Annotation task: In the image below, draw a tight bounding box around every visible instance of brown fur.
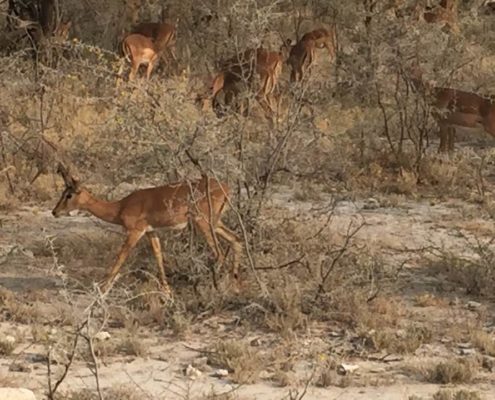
[132,21,177,61]
[411,67,495,152]
[287,38,315,82]
[52,165,242,295]
[211,47,283,117]
[300,28,337,59]
[122,33,158,80]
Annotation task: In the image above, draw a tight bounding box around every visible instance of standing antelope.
[121,33,158,80]
[286,38,316,82]
[285,27,336,82]
[131,19,177,63]
[300,28,337,60]
[211,47,283,117]
[410,66,495,153]
[51,164,242,295]
[421,0,460,33]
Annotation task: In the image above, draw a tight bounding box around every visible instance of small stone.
[337,363,359,375]
[250,338,262,347]
[94,331,111,341]
[9,362,32,373]
[457,342,473,349]
[26,353,47,364]
[0,388,37,400]
[459,348,476,356]
[192,356,209,371]
[370,367,386,373]
[482,356,495,371]
[363,198,379,210]
[259,370,273,380]
[212,369,229,378]
[467,301,482,310]
[3,335,16,344]
[184,364,202,379]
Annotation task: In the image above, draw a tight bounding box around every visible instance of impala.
[121,33,158,80]
[211,47,283,117]
[422,0,460,33]
[300,28,336,60]
[52,164,242,295]
[285,27,336,82]
[410,66,495,153]
[286,37,315,82]
[131,19,177,62]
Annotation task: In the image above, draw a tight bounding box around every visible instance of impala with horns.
[52,164,242,295]
[210,47,283,117]
[409,65,495,153]
[121,33,158,80]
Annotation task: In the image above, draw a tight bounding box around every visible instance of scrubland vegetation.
[1,0,495,399]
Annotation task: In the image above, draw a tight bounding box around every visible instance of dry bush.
[414,293,447,308]
[433,389,482,400]
[364,325,432,354]
[208,339,264,384]
[469,330,495,357]
[0,336,15,356]
[426,233,495,297]
[424,358,477,384]
[60,386,141,400]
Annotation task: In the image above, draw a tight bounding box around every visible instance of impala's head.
[52,163,83,218]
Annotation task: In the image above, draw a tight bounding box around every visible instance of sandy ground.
[1,188,495,399]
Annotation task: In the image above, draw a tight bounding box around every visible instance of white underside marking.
[69,210,80,217]
[147,222,188,232]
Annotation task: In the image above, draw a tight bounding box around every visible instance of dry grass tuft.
[209,339,263,384]
[424,358,477,384]
[432,389,482,400]
[364,325,432,354]
[469,330,495,357]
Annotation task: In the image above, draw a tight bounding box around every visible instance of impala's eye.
[66,193,73,199]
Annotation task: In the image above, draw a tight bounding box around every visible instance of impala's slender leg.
[194,219,225,266]
[146,55,157,80]
[100,229,145,294]
[146,231,172,295]
[215,222,242,281]
[437,123,450,153]
[129,61,138,81]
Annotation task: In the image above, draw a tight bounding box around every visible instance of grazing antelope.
[285,38,316,82]
[300,28,337,60]
[211,48,283,117]
[52,164,242,295]
[410,66,495,153]
[121,33,158,80]
[285,27,336,82]
[422,0,460,33]
[131,19,177,62]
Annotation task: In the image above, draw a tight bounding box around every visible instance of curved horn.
[57,163,78,188]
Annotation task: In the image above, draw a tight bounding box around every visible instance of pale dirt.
[1,188,495,399]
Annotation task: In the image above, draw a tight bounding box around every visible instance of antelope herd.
[24,0,495,294]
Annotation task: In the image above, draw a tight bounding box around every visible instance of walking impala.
[52,164,242,295]
[410,65,495,153]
